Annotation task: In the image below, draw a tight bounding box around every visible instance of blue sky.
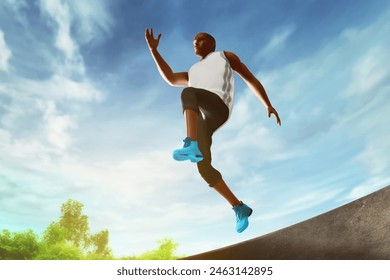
[0,0,389,257]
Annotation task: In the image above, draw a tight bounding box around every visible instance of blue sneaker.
[232,202,253,233]
[172,137,203,163]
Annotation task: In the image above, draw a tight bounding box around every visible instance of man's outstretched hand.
[145,28,161,51]
[267,106,281,126]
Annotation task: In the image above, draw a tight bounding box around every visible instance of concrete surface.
[183,186,390,260]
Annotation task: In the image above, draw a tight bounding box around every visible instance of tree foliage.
[0,199,183,260]
[58,199,90,249]
[126,238,184,260]
[89,229,111,257]
[35,242,84,260]
[0,229,40,260]
[38,199,112,259]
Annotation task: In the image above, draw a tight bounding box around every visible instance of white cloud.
[0,1,107,163]
[338,24,390,176]
[346,177,390,201]
[0,132,59,191]
[38,0,113,56]
[0,76,104,158]
[35,0,114,79]
[346,46,390,96]
[68,0,113,44]
[258,25,296,57]
[39,101,76,150]
[44,75,104,102]
[0,30,12,72]
[355,128,390,175]
[39,0,84,75]
[7,74,104,103]
[254,188,343,221]
[4,0,27,9]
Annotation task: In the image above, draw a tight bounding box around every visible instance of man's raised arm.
[145,28,188,87]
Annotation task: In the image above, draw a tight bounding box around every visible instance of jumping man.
[145,28,281,233]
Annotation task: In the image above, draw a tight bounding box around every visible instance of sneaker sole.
[173,153,203,163]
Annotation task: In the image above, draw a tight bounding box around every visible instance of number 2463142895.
[209,266,273,276]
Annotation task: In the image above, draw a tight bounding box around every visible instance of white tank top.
[188,51,235,116]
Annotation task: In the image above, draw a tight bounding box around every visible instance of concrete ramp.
[184,186,390,260]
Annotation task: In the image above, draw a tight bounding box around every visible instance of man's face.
[193,33,215,58]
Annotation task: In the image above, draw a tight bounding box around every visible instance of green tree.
[1,199,184,260]
[128,238,184,260]
[87,229,112,258]
[0,229,40,260]
[58,199,90,249]
[41,222,67,245]
[35,242,84,260]
[38,199,113,259]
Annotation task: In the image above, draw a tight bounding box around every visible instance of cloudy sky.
[1,0,389,257]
